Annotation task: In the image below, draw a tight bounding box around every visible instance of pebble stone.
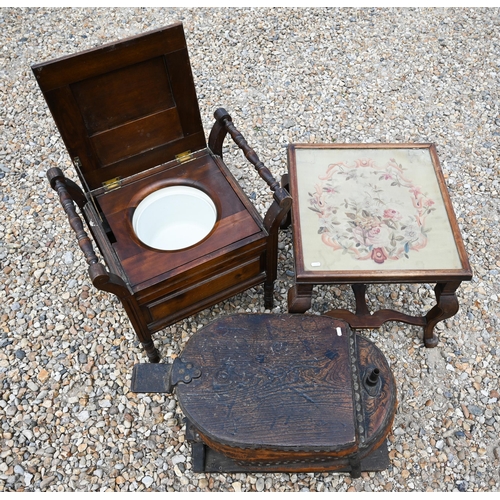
[1,6,499,493]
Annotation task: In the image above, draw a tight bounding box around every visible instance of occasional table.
[284,143,472,347]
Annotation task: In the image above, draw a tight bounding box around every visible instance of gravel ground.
[1,7,499,492]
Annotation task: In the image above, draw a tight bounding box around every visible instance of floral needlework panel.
[294,148,462,272]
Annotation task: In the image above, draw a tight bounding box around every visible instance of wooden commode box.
[32,23,291,362]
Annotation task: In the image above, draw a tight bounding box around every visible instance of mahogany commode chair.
[32,23,291,362]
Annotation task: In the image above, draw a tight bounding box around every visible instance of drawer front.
[145,258,263,325]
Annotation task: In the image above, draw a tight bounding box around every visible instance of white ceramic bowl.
[132,185,217,251]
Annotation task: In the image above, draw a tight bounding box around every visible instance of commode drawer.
[145,258,263,324]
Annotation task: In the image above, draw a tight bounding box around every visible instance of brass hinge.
[175,150,193,164]
[102,177,122,192]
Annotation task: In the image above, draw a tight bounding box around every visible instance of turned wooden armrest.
[46,167,130,293]
[47,167,100,267]
[208,109,291,308]
[208,108,291,208]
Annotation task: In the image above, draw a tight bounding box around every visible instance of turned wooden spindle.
[47,167,98,267]
[210,108,290,206]
[208,108,292,309]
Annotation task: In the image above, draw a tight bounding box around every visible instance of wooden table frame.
[283,143,472,347]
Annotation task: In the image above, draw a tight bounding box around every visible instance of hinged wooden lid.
[32,22,206,191]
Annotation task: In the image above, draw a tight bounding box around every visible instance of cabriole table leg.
[424,281,460,348]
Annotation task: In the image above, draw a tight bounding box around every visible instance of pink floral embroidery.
[352,226,385,247]
[371,247,388,264]
[308,156,435,264]
[354,158,376,168]
[410,186,422,198]
[383,208,402,220]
